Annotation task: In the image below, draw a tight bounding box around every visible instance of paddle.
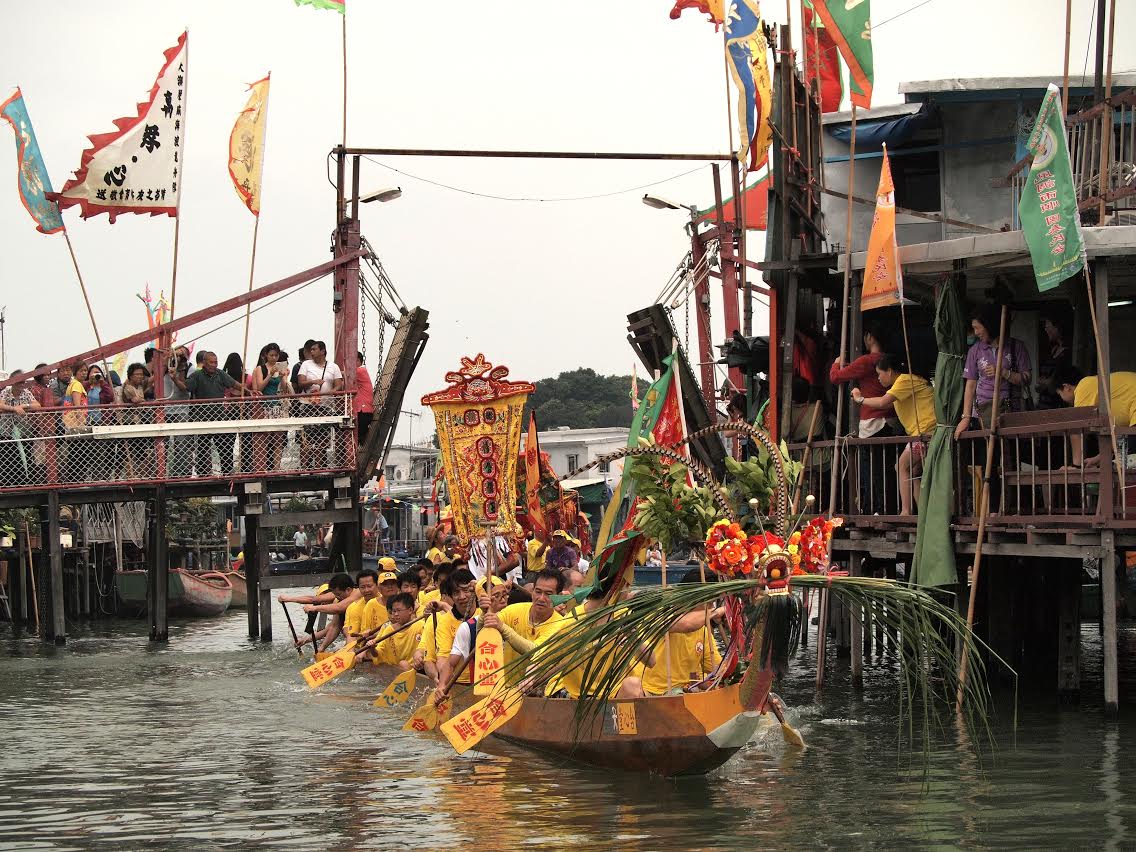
[373,669,418,707]
[301,613,432,690]
[303,611,319,658]
[764,692,806,748]
[474,529,505,696]
[403,646,475,732]
[280,602,305,659]
[439,686,524,755]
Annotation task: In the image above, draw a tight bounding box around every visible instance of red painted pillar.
[719,223,743,395]
[690,229,715,412]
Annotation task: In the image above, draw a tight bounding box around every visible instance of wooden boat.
[116,569,234,617]
[360,657,774,777]
[223,570,248,608]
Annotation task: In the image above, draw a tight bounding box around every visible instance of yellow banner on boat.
[472,627,505,695]
[373,669,417,707]
[440,688,524,754]
[403,695,454,732]
[421,355,534,545]
[301,647,355,688]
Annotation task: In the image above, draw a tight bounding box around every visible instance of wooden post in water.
[150,487,169,642]
[243,504,261,640]
[1101,530,1118,714]
[45,491,65,644]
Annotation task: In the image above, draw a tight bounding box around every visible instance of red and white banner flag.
[53,32,187,222]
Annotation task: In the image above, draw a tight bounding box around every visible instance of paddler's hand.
[432,686,449,706]
[302,604,316,614]
[482,612,501,631]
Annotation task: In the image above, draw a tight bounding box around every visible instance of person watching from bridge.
[296,340,345,469]
[251,342,291,470]
[851,355,935,517]
[0,370,41,486]
[955,304,1032,439]
[1053,365,1136,467]
[186,351,242,477]
[30,364,53,409]
[50,362,73,406]
[291,339,315,388]
[355,350,374,446]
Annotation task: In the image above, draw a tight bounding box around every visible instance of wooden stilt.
[257,511,272,641]
[850,557,863,688]
[1056,559,1081,699]
[1101,530,1118,714]
[46,491,64,645]
[243,506,261,640]
[150,487,169,642]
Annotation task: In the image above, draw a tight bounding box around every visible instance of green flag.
[812,0,873,108]
[1019,84,1085,292]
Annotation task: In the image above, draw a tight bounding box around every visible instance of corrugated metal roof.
[899,75,1136,94]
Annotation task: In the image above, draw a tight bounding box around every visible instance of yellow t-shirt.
[65,377,87,404]
[888,373,936,437]
[343,597,369,637]
[526,539,546,573]
[496,603,565,682]
[642,629,723,696]
[543,605,642,699]
[419,588,441,608]
[362,598,389,634]
[1074,373,1136,426]
[373,620,424,666]
[416,609,481,683]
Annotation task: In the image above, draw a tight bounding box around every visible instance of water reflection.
[1,609,1136,848]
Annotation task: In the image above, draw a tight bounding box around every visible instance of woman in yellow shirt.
[852,355,936,517]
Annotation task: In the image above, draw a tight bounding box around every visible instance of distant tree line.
[522,368,635,430]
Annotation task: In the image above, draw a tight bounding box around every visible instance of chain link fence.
[0,393,357,491]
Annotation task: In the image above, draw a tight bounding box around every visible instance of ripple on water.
[2,606,1136,848]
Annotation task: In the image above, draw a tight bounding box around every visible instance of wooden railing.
[786,408,1134,532]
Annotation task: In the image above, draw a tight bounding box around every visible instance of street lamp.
[642,193,697,217]
[360,186,402,204]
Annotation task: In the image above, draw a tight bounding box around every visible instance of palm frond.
[499,576,1011,767]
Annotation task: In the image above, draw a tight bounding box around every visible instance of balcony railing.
[1006,89,1136,227]
[0,393,356,492]
[787,408,1134,532]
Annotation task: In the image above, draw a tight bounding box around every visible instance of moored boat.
[223,570,248,608]
[116,569,234,617]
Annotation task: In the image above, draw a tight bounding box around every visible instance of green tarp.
[911,282,966,587]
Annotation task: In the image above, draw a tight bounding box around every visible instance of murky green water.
[2,594,1135,850]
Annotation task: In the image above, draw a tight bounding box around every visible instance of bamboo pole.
[818,104,857,689]
[1096,0,1116,224]
[956,305,1007,711]
[61,230,107,372]
[341,9,348,146]
[240,215,262,374]
[168,35,189,321]
[792,400,822,514]
[661,548,672,692]
[1061,0,1072,117]
[23,522,39,635]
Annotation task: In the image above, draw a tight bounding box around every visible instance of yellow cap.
[378,571,399,583]
[378,557,397,571]
[475,576,506,592]
[552,529,569,538]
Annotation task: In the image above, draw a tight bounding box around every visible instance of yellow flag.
[228,74,270,216]
[861,144,903,312]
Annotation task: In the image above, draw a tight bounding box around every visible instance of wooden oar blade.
[403,695,453,732]
[300,648,356,689]
[780,721,807,748]
[372,669,418,707]
[440,688,523,755]
[472,627,505,696]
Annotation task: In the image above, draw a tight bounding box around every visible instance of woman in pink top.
[355,350,374,445]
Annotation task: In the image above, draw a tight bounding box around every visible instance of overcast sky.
[2,1,1131,443]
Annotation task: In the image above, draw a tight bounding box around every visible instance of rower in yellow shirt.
[479,568,567,683]
[363,567,400,633]
[413,567,479,687]
[370,592,424,668]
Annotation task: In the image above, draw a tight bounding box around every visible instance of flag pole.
[61,228,108,370]
[819,102,857,690]
[1061,0,1072,116]
[1096,0,1115,224]
[168,32,189,322]
[240,77,272,377]
[341,8,348,146]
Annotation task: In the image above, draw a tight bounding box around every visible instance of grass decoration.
[494,575,1007,771]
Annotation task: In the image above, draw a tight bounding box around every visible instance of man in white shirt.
[295,340,345,468]
[293,526,309,557]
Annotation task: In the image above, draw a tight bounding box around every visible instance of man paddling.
[413,568,478,688]
[478,569,568,684]
[642,568,726,696]
[367,592,426,670]
[292,573,357,651]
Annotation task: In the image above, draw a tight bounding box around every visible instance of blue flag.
[1,88,64,234]
[725,1,761,164]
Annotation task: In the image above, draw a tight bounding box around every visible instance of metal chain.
[360,270,368,362]
[684,284,691,355]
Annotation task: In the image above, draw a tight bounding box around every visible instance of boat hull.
[224,571,248,608]
[116,569,233,617]
[493,682,761,777]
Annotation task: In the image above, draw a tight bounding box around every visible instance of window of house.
[890,148,941,213]
[567,454,579,474]
[384,465,396,479]
[599,459,610,473]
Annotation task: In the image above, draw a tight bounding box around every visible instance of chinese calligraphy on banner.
[228,74,270,216]
[53,32,187,222]
[1019,84,1085,293]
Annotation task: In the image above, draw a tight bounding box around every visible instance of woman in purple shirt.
[954,304,1032,439]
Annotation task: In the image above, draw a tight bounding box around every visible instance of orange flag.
[524,412,548,540]
[228,74,270,216]
[860,144,903,312]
